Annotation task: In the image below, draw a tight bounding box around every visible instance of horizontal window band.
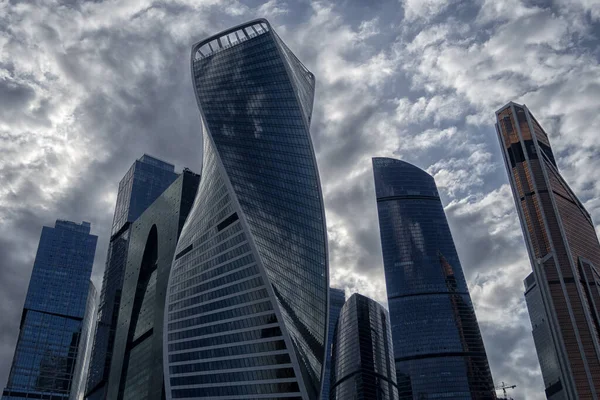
[388,291,469,300]
[331,369,398,392]
[395,351,488,363]
[217,212,239,232]
[377,195,439,202]
[175,244,194,260]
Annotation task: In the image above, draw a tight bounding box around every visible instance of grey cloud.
[0,79,35,110]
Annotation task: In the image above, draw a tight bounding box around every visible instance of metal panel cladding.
[163,19,328,400]
[372,157,496,399]
[496,102,600,399]
[330,293,399,400]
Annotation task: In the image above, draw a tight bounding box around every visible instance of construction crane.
[495,382,517,400]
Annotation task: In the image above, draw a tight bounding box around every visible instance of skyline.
[2,1,600,399]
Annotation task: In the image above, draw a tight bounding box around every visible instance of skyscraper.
[162,19,329,400]
[330,293,398,400]
[322,288,345,400]
[372,157,496,399]
[2,220,98,400]
[104,169,199,400]
[85,155,177,400]
[496,102,600,399]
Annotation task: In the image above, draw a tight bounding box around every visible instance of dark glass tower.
[102,169,199,400]
[330,293,398,400]
[524,273,567,400]
[85,155,177,400]
[322,288,345,400]
[372,157,496,399]
[71,282,98,400]
[163,19,329,400]
[496,102,600,399]
[2,220,98,400]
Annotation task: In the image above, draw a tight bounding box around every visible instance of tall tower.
[372,157,496,399]
[2,220,98,400]
[163,19,329,400]
[322,288,346,400]
[104,169,200,400]
[496,102,600,399]
[85,155,177,400]
[71,282,98,400]
[330,293,398,400]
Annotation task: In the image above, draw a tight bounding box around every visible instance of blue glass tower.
[111,154,179,236]
[2,220,98,400]
[322,288,345,400]
[163,19,329,400]
[372,158,495,399]
[330,293,398,400]
[85,155,177,400]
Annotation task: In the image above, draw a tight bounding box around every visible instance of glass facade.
[372,157,496,399]
[330,293,398,400]
[163,18,328,400]
[322,288,345,400]
[2,221,98,400]
[524,274,567,400]
[85,155,178,400]
[71,283,98,400]
[111,154,178,236]
[496,102,600,399]
[104,171,200,400]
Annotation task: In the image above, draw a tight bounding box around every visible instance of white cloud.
[401,0,457,21]
[394,95,465,125]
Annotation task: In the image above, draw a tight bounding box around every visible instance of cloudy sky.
[2,0,600,398]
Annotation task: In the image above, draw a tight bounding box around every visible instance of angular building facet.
[322,288,345,400]
[71,282,98,400]
[162,19,329,400]
[104,169,200,400]
[524,273,567,400]
[496,102,600,399]
[85,155,178,400]
[372,157,496,399]
[2,220,98,400]
[330,293,398,400]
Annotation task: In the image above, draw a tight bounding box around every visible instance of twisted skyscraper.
[163,19,329,400]
[496,102,600,399]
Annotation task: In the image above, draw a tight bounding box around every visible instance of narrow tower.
[104,170,200,400]
[322,288,346,400]
[85,155,177,400]
[372,157,496,399]
[163,19,329,400]
[496,102,600,399]
[330,293,399,400]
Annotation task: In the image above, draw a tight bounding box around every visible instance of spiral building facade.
[163,19,329,400]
